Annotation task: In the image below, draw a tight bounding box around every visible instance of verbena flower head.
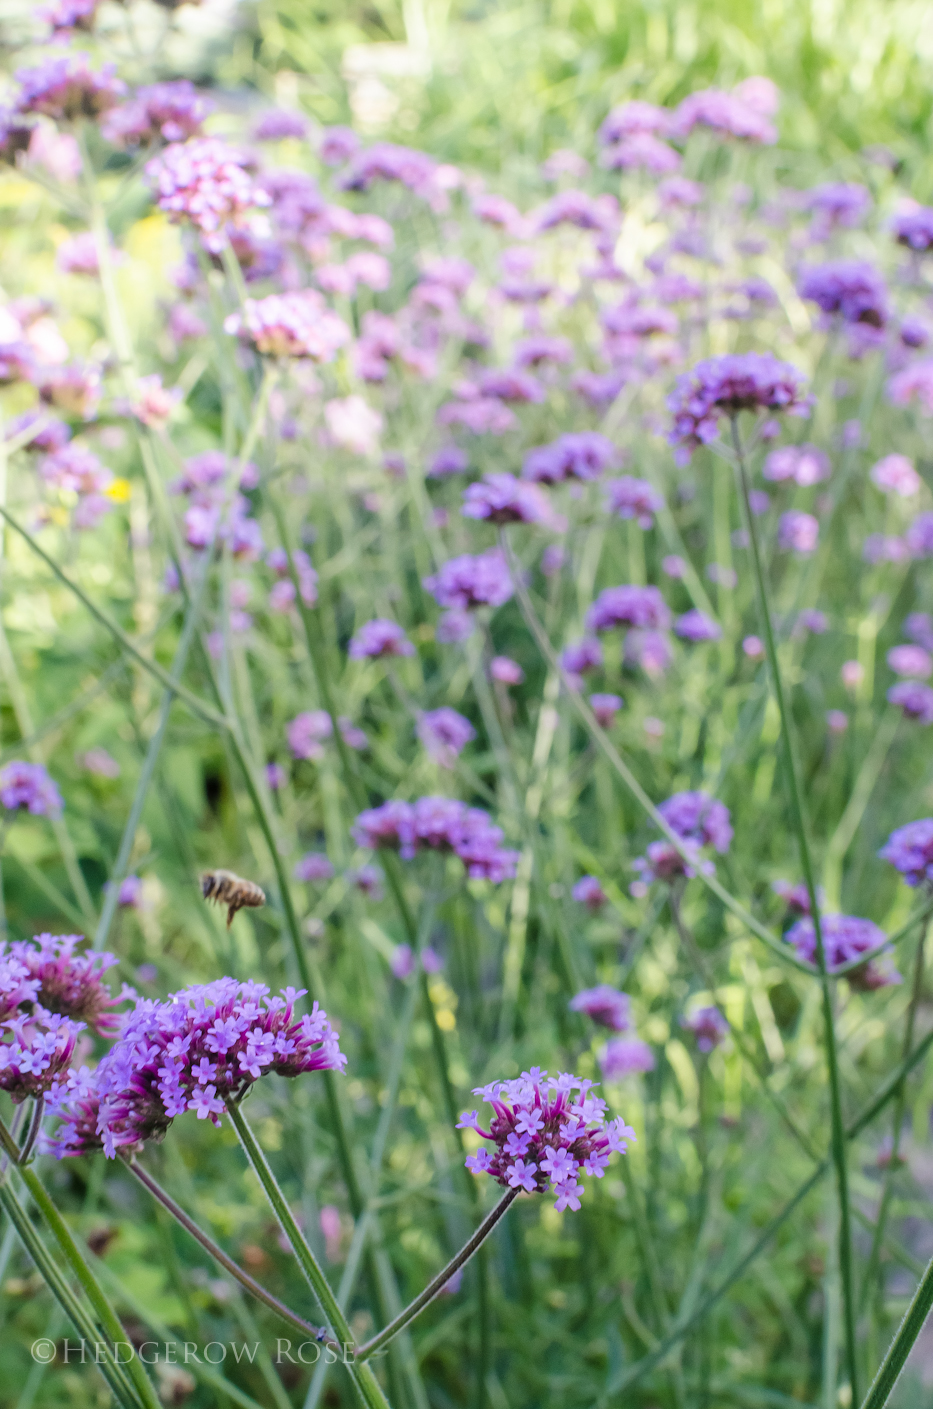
[561,638,603,676]
[15,52,125,121]
[605,477,664,528]
[417,708,476,767]
[353,796,519,882]
[778,510,819,554]
[569,985,630,1031]
[0,761,62,815]
[590,693,623,726]
[675,610,722,642]
[889,361,933,415]
[635,791,732,885]
[671,84,777,144]
[805,182,871,234]
[225,291,349,360]
[104,81,213,146]
[348,619,415,659]
[598,100,670,144]
[879,820,933,887]
[9,934,129,1036]
[252,109,308,141]
[0,953,40,1022]
[146,138,270,238]
[668,354,809,463]
[294,852,334,884]
[0,1009,83,1103]
[287,710,333,761]
[682,1006,728,1052]
[522,432,617,484]
[458,1069,635,1210]
[423,550,513,611]
[797,260,888,328]
[587,585,670,634]
[888,645,932,678]
[462,473,554,526]
[763,444,830,486]
[785,915,900,990]
[46,980,345,1158]
[871,454,921,497]
[888,681,933,723]
[600,1037,655,1079]
[490,656,524,685]
[773,879,814,915]
[571,876,608,912]
[892,205,933,253]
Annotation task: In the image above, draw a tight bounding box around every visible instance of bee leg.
[227,904,236,928]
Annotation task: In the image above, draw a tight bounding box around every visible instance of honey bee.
[201,870,266,928]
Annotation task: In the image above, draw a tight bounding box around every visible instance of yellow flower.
[105,478,131,503]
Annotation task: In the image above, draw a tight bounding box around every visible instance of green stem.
[730,416,857,1403]
[356,1188,519,1361]
[861,923,928,1319]
[123,1157,331,1344]
[93,552,213,950]
[10,1157,162,1409]
[226,1099,392,1409]
[0,504,227,730]
[499,528,813,976]
[860,1254,933,1409]
[599,932,933,1400]
[0,1181,143,1408]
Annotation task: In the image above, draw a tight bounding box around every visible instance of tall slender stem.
[860,1253,933,1409]
[0,1181,143,1408]
[123,1157,332,1344]
[17,1096,44,1166]
[3,1141,163,1409]
[356,1188,519,1361]
[225,1098,392,1409]
[730,415,858,1403]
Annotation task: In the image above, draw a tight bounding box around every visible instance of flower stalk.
[355,1188,519,1361]
[225,1098,392,1409]
[730,414,858,1403]
[122,1156,334,1346]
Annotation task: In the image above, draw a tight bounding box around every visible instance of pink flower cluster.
[224,291,349,361]
[146,138,271,240]
[353,796,519,882]
[46,980,345,1158]
[458,1069,635,1210]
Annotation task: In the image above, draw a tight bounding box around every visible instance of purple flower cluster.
[778,510,819,554]
[892,206,933,254]
[7,934,129,1037]
[423,550,513,611]
[0,1010,82,1104]
[587,585,670,633]
[103,81,213,147]
[635,791,732,885]
[889,361,933,414]
[668,354,809,462]
[353,796,519,883]
[888,681,933,723]
[682,1006,728,1052]
[14,52,125,121]
[522,432,617,484]
[146,138,271,239]
[417,708,476,767]
[670,81,778,144]
[600,1038,655,1079]
[458,1069,635,1210]
[605,477,664,528]
[879,820,933,887]
[785,916,900,990]
[675,610,722,642]
[348,619,415,659]
[287,711,333,761]
[763,443,830,486]
[461,473,554,526]
[0,761,62,816]
[569,985,630,1031]
[797,260,888,328]
[225,291,349,361]
[46,980,345,1158]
